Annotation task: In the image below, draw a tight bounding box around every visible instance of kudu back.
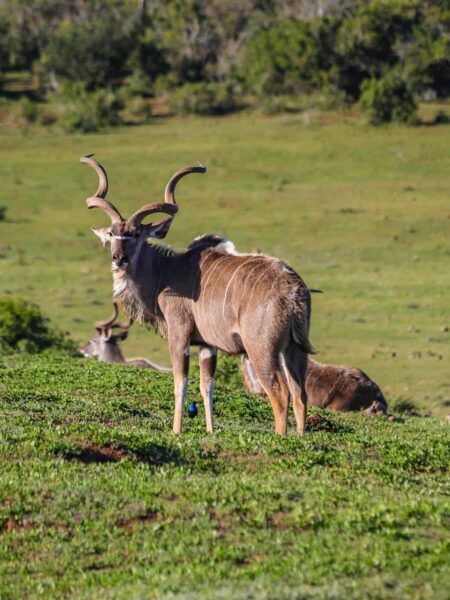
[81,156,315,435]
[241,355,387,416]
[80,302,171,371]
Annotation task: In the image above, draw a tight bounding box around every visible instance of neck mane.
[112,242,174,335]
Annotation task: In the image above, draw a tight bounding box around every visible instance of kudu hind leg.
[199,345,217,433]
[247,353,290,435]
[283,347,308,435]
[169,338,190,434]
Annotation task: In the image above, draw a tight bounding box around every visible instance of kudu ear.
[142,218,174,240]
[91,227,110,248]
[115,329,129,341]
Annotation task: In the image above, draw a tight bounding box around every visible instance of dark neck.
[113,243,177,330]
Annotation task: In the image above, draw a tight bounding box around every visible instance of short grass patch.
[0,354,449,599]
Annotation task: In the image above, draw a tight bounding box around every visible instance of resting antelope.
[241,355,387,415]
[80,302,171,371]
[81,155,315,435]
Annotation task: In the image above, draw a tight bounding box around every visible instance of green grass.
[0,113,449,597]
[1,354,449,599]
[0,113,449,414]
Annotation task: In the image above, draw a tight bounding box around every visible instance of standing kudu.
[80,302,171,371]
[81,155,315,435]
[241,356,387,415]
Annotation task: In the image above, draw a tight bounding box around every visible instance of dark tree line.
[1,0,449,125]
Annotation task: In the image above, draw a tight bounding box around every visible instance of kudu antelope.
[241,355,387,416]
[80,302,171,371]
[81,155,315,435]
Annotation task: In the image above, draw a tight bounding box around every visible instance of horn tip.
[80,154,95,163]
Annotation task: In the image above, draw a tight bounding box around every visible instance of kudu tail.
[291,287,317,355]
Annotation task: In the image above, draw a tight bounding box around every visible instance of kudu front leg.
[169,339,190,434]
[199,345,217,433]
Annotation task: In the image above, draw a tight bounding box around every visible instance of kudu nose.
[113,252,128,266]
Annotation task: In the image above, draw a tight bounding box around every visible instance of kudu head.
[80,302,132,362]
[80,155,206,272]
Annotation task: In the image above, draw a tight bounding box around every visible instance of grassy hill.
[0,113,449,415]
[0,113,449,597]
[0,354,449,599]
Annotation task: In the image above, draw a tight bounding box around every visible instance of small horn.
[164,164,207,206]
[127,202,178,226]
[80,155,124,223]
[95,303,119,329]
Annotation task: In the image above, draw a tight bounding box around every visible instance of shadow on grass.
[58,441,183,466]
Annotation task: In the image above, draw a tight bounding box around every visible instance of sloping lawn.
[1,354,449,599]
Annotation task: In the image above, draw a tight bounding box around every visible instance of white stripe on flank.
[222,261,248,318]
[200,255,230,299]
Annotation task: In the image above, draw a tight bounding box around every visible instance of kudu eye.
[108,231,113,238]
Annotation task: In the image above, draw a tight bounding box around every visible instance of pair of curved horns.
[80,155,206,226]
[95,302,133,331]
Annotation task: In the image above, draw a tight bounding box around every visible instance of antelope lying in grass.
[80,302,171,371]
[241,355,387,416]
[81,155,315,435]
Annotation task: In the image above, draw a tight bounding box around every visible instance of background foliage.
[1,1,450,125]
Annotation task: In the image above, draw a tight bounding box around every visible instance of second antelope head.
[80,155,206,272]
[80,302,132,362]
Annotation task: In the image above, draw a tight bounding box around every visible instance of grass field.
[0,354,449,599]
[0,111,449,414]
[0,112,449,598]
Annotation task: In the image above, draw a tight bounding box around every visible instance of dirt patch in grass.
[1,515,34,534]
[58,441,183,466]
[115,510,160,530]
[306,413,342,432]
[64,443,127,464]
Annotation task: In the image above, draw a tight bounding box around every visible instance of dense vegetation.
[0,296,76,355]
[0,354,449,598]
[1,1,450,127]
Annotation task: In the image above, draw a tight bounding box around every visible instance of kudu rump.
[80,302,171,371]
[81,156,315,435]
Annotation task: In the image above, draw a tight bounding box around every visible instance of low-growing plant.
[61,86,124,132]
[122,95,152,124]
[19,97,39,123]
[0,296,76,355]
[359,76,418,125]
[169,82,242,116]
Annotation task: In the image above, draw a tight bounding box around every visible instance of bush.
[242,18,334,97]
[122,96,152,124]
[19,97,39,123]
[0,297,76,355]
[169,82,242,115]
[359,76,418,124]
[44,8,137,91]
[62,86,124,133]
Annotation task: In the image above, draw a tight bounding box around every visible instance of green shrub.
[122,96,152,124]
[19,97,39,123]
[359,76,417,124]
[0,297,76,355]
[169,82,242,115]
[43,8,137,90]
[62,86,124,133]
[242,18,333,97]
